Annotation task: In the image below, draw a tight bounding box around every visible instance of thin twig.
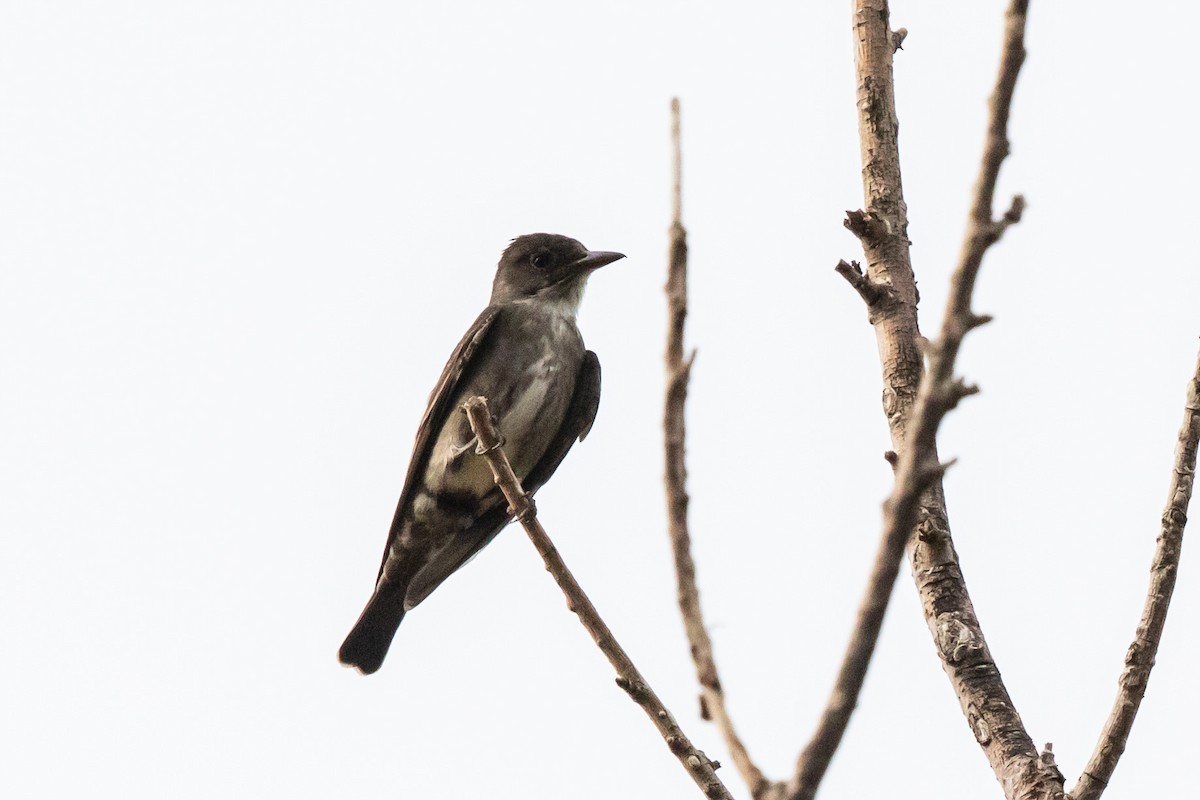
[784,3,921,796]
[1071,348,1200,800]
[663,98,770,799]
[786,453,944,799]
[462,396,735,800]
[836,3,1063,800]
[671,97,683,228]
[783,5,928,796]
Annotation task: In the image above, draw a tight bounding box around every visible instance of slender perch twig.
[839,3,1063,800]
[663,97,769,799]
[462,396,735,800]
[1071,348,1200,800]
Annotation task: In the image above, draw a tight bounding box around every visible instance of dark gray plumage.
[339,233,623,674]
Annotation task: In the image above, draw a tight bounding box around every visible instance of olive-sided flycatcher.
[339,233,624,674]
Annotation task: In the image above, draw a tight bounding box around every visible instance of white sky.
[2,2,1197,798]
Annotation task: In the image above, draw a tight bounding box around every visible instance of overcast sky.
[2,2,1197,798]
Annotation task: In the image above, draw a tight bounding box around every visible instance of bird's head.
[490,233,624,307]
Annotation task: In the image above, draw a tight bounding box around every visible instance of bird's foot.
[448,436,479,462]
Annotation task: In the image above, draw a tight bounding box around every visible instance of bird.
[339,233,624,674]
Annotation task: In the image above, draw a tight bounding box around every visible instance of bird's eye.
[530,252,551,269]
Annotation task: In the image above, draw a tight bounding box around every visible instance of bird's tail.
[339,587,406,675]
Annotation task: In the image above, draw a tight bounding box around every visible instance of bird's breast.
[494,358,562,467]
[420,309,583,517]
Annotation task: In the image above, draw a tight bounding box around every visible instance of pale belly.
[416,324,581,522]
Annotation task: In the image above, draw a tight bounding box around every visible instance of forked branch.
[839,2,1063,800]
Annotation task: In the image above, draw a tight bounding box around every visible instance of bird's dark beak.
[572,250,626,271]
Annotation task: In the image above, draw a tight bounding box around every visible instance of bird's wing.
[376,305,504,580]
[520,350,602,487]
[402,350,601,608]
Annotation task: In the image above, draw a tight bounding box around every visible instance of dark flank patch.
[431,489,492,519]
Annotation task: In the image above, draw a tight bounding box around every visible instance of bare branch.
[845,0,922,443]
[461,396,735,800]
[904,3,1066,799]
[953,0,1029,324]
[904,2,1066,798]
[835,259,883,307]
[785,448,934,799]
[843,209,893,246]
[784,4,922,796]
[1071,348,1200,800]
[664,97,770,799]
[833,3,1064,800]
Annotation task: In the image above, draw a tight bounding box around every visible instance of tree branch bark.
[461,396,735,800]
[1071,348,1200,800]
[663,98,770,799]
[842,3,1064,800]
